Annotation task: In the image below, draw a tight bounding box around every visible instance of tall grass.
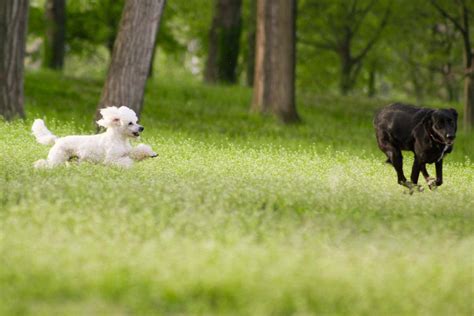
[0,71,472,315]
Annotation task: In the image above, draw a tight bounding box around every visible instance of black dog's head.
[425,108,458,145]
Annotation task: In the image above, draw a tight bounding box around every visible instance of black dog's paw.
[426,177,438,190]
[401,181,414,188]
[401,181,424,194]
[401,181,415,195]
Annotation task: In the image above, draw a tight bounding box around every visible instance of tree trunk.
[430,1,472,132]
[368,67,376,98]
[464,70,474,132]
[106,35,115,57]
[461,8,473,132]
[204,0,242,84]
[246,0,256,87]
[44,0,66,70]
[0,0,29,120]
[96,0,166,118]
[103,0,123,57]
[251,0,299,123]
[340,59,353,96]
[442,64,458,102]
[148,23,161,79]
[409,66,424,103]
[338,44,356,95]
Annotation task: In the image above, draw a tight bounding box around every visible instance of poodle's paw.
[34,159,49,169]
[130,144,158,161]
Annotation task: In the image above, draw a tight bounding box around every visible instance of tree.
[246,0,256,86]
[96,0,166,118]
[0,0,29,120]
[204,0,242,84]
[44,0,66,70]
[431,0,473,132]
[299,0,391,95]
[251,0,299,123]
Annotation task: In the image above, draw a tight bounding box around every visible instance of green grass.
[1,71,473,315]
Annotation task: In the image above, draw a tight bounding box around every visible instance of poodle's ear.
[96,117,120,128]
[97,107,121,128]
[110,117,120,125]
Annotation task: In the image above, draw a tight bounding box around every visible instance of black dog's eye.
[128,122,133,126]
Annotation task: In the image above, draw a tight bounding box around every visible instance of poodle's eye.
[128,122,133,126]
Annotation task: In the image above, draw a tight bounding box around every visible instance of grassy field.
[0,71,473,315]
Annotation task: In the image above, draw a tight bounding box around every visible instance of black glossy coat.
[374,103,458,188]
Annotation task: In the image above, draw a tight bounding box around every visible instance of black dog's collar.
[430,132,446,145]
[429,127,451,146]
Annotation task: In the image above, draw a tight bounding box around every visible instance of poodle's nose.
[446,134,455,141]
[138,126,144,132]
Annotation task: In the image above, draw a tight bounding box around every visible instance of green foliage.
[66,0,124,55]
[0,71,473,315]
[25,0,472,100]
[296,0,471,99]
[297,0,393,93]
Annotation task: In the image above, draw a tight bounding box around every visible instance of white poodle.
[32,106,158,168]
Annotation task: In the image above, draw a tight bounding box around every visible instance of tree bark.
[441,63,458,102]
[368,67,376,98]
[464,52,474,132]
[204,0,242,84]
[96,0,166,118]
[44,0,66,70]
[0,0,29,120]
[461,12,473,132]
[340,56,353,96]
[246,0,256,87]
[251,0,299,123]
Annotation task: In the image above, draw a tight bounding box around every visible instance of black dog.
[374,103,457,191]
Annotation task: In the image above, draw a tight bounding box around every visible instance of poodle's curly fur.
[32,106,157,168]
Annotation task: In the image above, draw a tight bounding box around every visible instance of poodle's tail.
[32,119,57,146]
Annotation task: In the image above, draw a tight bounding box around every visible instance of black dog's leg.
[410,158,421,184]
[410,157,424,192]
[389,148,411,188]
[435,159,443,187]
[420,164,437,190]
[420,164,429,178]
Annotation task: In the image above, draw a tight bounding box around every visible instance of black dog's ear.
[422,111,433,126]
[448,108,458,119]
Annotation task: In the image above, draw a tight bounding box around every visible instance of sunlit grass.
[0,71,473,315]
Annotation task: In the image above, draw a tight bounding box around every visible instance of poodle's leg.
[130,143,158,161]
[34,145,70,168]
[34,159,49,168]
[114,157,134,168]
[106,156,134,168]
